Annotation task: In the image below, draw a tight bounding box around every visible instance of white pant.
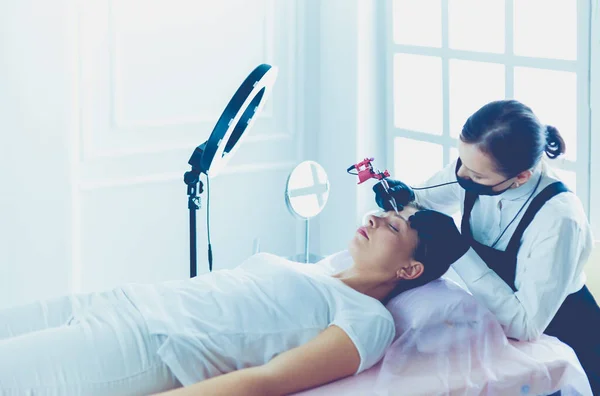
[0,288,181,396]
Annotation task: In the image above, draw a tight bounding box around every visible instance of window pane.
[393,54,443,134]
[448,0,505,53]
[394,138,443,185]
[551,167,577,194]
[513,67,577,161]
[393,0,442,47]
[514,0,577,60]
[449,60,505,137]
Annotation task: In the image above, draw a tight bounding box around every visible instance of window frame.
[589,1,600,238]
[385,0,593,228]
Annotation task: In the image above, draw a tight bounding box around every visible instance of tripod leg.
[189,199,197,278]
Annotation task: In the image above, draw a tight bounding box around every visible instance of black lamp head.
[188,64,278,177]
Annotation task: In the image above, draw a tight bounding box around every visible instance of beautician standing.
[374,99,600,393]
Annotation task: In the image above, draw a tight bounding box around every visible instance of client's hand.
[372,178,415,211]
[408,210,469,265]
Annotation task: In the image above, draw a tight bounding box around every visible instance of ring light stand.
[184,64,278,278]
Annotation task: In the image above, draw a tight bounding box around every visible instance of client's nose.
[366,215,378,228]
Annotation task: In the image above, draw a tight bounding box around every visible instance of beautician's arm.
[453,212,592,341]
[153,325,360,396]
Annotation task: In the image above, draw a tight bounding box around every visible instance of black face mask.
[455,159,515,196]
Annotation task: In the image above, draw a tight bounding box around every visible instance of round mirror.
[285,161,330,219]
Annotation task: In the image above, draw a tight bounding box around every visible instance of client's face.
[349,206,420,277]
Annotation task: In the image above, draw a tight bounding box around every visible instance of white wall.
[0,0,306,309]
[312,0,387,255]
[589,1,600,298]
[0,0,76,309]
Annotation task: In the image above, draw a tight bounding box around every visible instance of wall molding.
[79,160,297,190]
[80,132,293,160]
[79,0,295,161]
[108,0,277,129]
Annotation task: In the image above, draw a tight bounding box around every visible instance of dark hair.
[460,100,566,177]
[382,206,453,305]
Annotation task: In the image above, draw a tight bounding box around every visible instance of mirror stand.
[285,161,330,264]
[304,218,309,264]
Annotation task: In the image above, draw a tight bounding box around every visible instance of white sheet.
[293,333,591,396]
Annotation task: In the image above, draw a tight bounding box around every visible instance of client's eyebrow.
[392,212,410,222]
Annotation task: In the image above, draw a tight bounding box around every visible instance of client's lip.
[357,226,369,240]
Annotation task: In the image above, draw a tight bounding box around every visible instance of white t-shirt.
[121,252,395,386]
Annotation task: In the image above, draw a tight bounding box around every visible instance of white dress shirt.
[414,159,593,341]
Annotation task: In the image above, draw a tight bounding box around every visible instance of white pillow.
[385,277,504,352]
[385,277,484,332]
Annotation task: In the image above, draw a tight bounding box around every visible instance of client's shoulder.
[331,285,395,324]
[243,252,289,265]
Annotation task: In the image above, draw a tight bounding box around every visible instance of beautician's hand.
[408,210,469,265]
[372,179,415,211]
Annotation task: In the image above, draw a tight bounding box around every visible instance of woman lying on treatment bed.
[0,204,454,396]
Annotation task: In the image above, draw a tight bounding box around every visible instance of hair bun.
[545,125,566,159]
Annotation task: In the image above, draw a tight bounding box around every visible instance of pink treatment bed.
[294,335,590,396]
[293,252,592,396]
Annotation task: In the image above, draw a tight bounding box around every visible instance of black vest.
[461,182,600,394]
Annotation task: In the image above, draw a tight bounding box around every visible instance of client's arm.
[154,325,360,396]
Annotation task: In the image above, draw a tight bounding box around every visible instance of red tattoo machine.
[347,157,399,213]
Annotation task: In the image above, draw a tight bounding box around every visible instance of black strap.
[505,181,569,253]
[461,192,478,238]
